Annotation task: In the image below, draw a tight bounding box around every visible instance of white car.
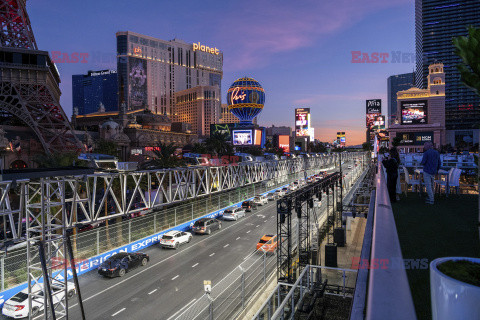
[160,230,192,249]
[348,165,352,169]
[222,207,246,221]
[2,282,76,318]
[253,195,268,206]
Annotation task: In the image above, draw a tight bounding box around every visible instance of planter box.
[430,257,480,320]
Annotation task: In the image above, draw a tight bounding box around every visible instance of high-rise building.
[173,86,220,137]
[72,70,118,115]
[387,72,415,125]
[116,31,223,116]
[219,104,257,124]
[415,0,480,131]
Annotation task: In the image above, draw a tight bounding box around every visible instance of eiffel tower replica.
[0,0,83,154]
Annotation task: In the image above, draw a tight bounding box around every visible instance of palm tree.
[453,26,480,226]
[204,132,233,156]
[148,142,183,168]
[191,142,207,154]
[453,26,480,96]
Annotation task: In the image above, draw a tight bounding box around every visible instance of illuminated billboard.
[372,115,386,130]
[401,100,428,125]
[366,99,382,114]
[397,131,433,145]
[128,57,147,109]
[295,108,311,137]
[254,129,262,146]
[337,132,346,147]
[232,130,253,145]
[278,135,290,153]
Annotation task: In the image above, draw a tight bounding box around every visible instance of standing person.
[421,141,441,204]
[382,148,400,203]
[390,147,403,201]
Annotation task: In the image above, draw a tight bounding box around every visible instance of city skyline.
[29,0,415,145]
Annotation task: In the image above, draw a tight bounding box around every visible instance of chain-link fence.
[1,163,331,292]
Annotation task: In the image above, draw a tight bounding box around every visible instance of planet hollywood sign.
[193,42,220,55]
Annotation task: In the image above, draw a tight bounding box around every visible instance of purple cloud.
[217,0,411,70]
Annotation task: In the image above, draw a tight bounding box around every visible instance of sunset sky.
[29,0,416,145]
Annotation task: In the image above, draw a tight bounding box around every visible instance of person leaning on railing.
[420,141,441,205]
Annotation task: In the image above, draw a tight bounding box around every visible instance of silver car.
[222,207,246,221]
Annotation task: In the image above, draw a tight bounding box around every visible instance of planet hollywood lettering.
[230,87,246,105]
[193,42,220,55]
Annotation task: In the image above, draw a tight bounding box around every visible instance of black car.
[191,218,222,235]
[241,200,257,212]
[98,252,149,277]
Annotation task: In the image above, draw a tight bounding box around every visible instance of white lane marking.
[171,275,179,280]
[209,252,215,256]
[256,225,259,228]
[236,237,240,240]
[192,263,199,268]
[148,289,157,295]
[224,244,229,248]
[166,298,197,320]
[112,308,126,317]
[264,220,268,222]
[246,230,251,234]
[50,199,278,317]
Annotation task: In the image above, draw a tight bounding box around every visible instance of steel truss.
[0,153,361,319]
[277,172,341,284]
[0,0,37,49]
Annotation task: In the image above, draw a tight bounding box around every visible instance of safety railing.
[364,161,416,320]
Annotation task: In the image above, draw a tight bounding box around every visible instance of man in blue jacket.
[420,141,441,204]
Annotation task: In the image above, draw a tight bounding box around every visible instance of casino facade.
[388,63,446,152]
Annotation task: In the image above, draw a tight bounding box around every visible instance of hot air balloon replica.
[226,77,265,125]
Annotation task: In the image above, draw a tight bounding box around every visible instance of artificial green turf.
[392,193,480,320]
[437,260,480,287]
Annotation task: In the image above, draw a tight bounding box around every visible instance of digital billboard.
[397,131,433,145]
[337,132,346,147]
[366,99,382,114]
[401,100,428,125]
[278,135,290,153]
[232,130,253,145]
[372,115,386,130]
[128,57,147,109]
[366,114,375,129]
[210,124,233,140]
[295,108,311,137]
[254,129,262,146]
